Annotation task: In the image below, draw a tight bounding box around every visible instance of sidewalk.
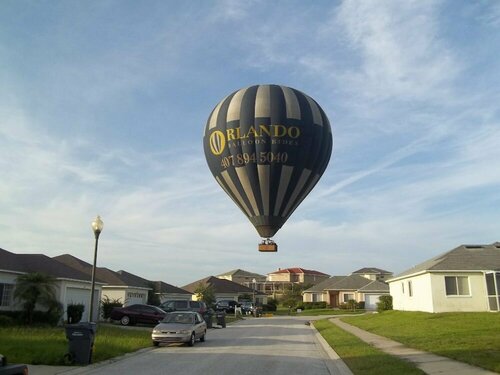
[330,318,497,375]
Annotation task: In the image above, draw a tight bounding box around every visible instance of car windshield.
[162,313,195,324]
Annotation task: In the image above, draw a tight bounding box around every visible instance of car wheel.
[153,341,160,347]
[120,315,130,326]
[188,332,195,347]
[200,331,206,342]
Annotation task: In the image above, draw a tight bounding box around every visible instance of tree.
[194,283,216,307]
[14,272,58,324]
[280,284,303,309]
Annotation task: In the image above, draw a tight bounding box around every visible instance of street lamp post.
[252,278,256,317]
[89,215,103,323]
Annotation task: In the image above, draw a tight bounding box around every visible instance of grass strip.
[0,325,151,365]
[341,311,500,373]
[314,319,424,375]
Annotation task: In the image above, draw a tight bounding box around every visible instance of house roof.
[0,248,94,282]
[267,267,329,276]
[390,242,500,281]
[154,281,192,295]
[53,254,150,288]
[216,269,265,278]
[304,275,389,293]
[358,280,390,293]
[181,276,256,294]
[351,267,392,275]
[303,276,347,292]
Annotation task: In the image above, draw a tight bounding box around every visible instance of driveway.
[53,316,349,375]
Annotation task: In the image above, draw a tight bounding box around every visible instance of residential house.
[303,269,391,310]
[216,269,266,292]
[182,276,267,305]
[388,242,500,313]
[351,267,393,282]
[0,248,104,322]
[154,281,193,303]
[266,267,330,296]
[54,254,152,307]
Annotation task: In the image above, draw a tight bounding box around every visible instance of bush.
[0,315,15,326]
[67,303,85,324]
[101,296,123,320]
[303,302,327,309]
[377,295,393,312]
[296,304,305,310]
[357,301,365,310]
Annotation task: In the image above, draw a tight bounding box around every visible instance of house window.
[408,281,413,297]
[445,276,470,296]
[401,282,404,294]
[0,283,14,307]
[343,293,354,302]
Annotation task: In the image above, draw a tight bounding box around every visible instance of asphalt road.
[64,316,347,375]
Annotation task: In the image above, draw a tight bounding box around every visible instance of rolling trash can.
[203,310,213,328]
[64,322,96,365]
[215,311,226,328]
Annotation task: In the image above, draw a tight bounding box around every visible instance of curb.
[310,322,354,375]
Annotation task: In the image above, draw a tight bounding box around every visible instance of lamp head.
[91,215,104,237]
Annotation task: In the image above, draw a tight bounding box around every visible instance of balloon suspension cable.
[258,238,278,252]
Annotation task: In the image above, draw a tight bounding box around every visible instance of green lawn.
[341,311,500,373]
[314,319,424,375]
[0,325,151,365]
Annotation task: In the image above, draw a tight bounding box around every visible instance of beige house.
[388,242,500,313]
[217,269,266,292]
[351,267,393,282]
[303,274,390,310]
[182,276,268,305]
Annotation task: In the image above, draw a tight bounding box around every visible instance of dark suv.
[159,300,207,314]
[215,300,241,314]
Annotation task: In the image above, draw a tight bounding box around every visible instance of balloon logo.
[203,84,333,251]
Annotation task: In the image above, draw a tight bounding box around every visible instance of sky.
[1,0,499,287]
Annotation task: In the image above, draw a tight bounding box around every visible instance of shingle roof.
[268,267,329,276]
[53,254,149,288]
[304,275,389,293]
[303,276,347,292]
[351,267,392,275]
[181,276,255,294]
[391,242,500,280]
[0,248,93,282]
[358,280,389,293]
[154,281,192,295]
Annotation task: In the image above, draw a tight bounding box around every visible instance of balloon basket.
[259,239,278,252]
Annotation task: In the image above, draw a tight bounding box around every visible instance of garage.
[365,294,383,310]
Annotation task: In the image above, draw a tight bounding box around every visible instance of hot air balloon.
[203,84,333,252]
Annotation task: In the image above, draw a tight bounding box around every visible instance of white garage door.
[365,294,383,310]
[66,287,94,321]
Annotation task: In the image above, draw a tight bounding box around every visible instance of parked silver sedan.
[152,311,207,347]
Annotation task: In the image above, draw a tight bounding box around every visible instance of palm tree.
[14,272,58,324]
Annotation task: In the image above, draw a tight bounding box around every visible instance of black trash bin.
[203,310,213,329]
[65,322,96,365]
[215,311,226,328]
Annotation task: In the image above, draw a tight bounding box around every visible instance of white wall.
[390,273,434,312]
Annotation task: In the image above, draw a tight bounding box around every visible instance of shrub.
[357,301,365,310]
[67,303,85,324]
[303,302,327,309]
[0,315,15,326]
[377,295,393,312]
[296,304,305,310]
[101,296,123,320]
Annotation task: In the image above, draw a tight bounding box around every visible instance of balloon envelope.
[203,84,333,238]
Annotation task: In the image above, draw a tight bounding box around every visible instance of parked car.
[159,300,207,315]
[0,354,28,375]
[215,300,240,314]
[240,301,255,315]
[110,304,166,326]
[152,312,207,347]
